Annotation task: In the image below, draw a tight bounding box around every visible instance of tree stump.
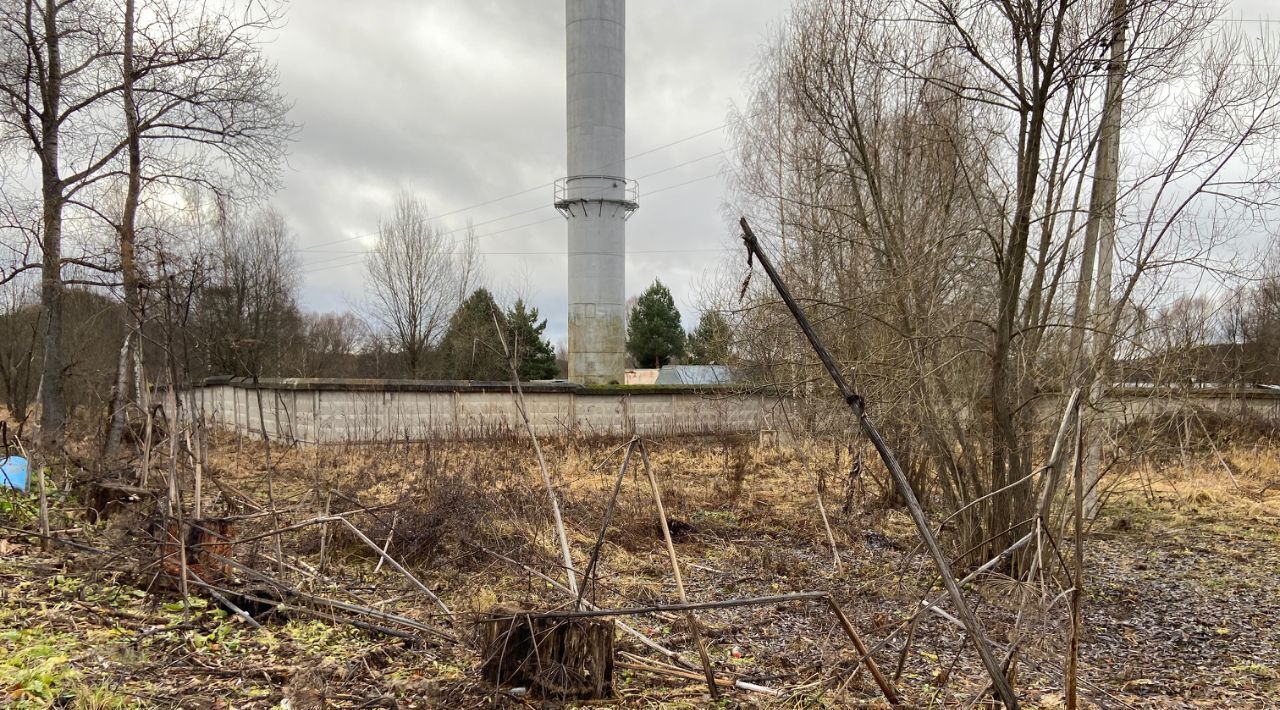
[477,605,614,700]
[159,518,235,584]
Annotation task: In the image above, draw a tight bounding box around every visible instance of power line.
[303,246,734,276]
[293,168,727,275]
[308,247,729,270]
[301,171,725,275]
[292,116,750,253]
[300,170,726,276]
[300,172,1275,277]
[295,149,730,273]
[295,149,727,255]
[1215,17,1280,25]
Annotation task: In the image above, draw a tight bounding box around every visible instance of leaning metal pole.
[739,217,1020,710]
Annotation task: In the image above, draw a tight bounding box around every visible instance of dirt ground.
[0,433,1277,708]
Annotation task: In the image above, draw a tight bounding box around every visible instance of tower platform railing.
[554,175,639,219]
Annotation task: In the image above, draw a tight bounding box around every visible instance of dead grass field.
[1,430,1278,708]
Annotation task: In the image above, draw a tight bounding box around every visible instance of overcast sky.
[265,0,1276,346]
[268,0,786,347]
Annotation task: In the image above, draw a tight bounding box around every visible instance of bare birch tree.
[0,0,292,447]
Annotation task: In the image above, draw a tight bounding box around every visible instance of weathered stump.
[477,605,615,700]
[159,518,235,584]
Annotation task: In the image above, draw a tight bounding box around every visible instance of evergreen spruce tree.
[435,288,508,380]
[686,311,733,365]
[507,299,559,380]
[626,280,685,368]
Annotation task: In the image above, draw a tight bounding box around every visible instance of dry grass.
[2,421,1278,707]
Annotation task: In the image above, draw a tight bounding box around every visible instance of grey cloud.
[267,0,1269,342]
[264,0,789,343]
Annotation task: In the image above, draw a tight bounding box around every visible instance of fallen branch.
[920,531,1035,620]
[192,578,439,642]
[184,567,260,629]
[576,438,637,608]
[0,522,105,554]
[494,313,579,595]
[826,596,901,706]
[372,510,398,575]
[1193,410,1241,490]
[194,514,450,615]
[491,592,828,622]
[199,548,456,643]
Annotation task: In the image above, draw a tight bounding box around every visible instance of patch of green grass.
[692,509,739,526]
[0,490,38,526]
[0,628,80,708]
[66,683,132,710]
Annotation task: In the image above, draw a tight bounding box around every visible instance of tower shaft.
[560,0,633,385]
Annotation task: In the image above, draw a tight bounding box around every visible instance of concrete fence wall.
[1099,389,1280,423]
[189,378,782,443]
[187,378,1280,445]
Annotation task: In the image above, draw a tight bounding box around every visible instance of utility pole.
[1082,0,1128,518]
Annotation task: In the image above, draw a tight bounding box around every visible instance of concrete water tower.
[555,0,636,385]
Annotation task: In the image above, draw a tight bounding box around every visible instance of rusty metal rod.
[826,596,902,706]
[739,217,1020,709]
[494,591,828,622]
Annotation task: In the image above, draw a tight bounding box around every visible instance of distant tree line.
[0,189,568,442]
[0,2,562,441]
[0,0,731,449]
[182,194,562,383]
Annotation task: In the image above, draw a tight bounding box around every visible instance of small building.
[654,365,732,386]
[625,368,660,385]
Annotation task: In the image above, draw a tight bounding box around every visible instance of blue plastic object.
[1,455,28,492]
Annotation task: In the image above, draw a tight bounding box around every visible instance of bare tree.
[0,197,41,288]
[1120,293,1254,387]
[725,0,1280,559]
[1151,296,1217,356]
[299,311,368,378]
[364,191,478,378]
[1242,246,1280,383]
[0,0,292,446]
[104,0,294,456]
[0,0,129,445]
[0,277,41,429]
[195,208,302,379]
